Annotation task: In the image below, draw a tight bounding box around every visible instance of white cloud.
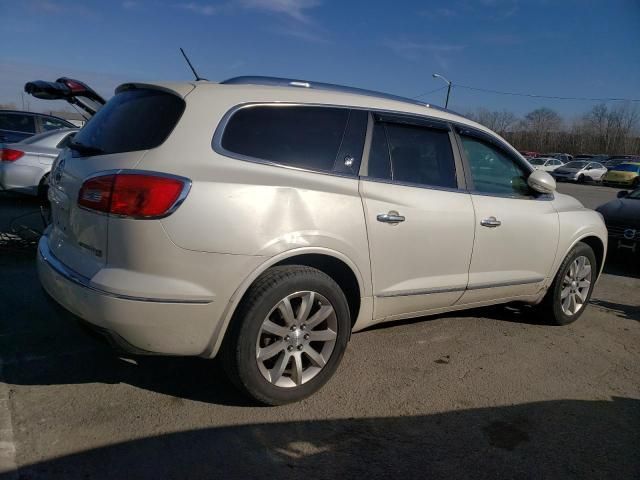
[239,0,321,23]
[176,2,218,15]
[384,39,465,61]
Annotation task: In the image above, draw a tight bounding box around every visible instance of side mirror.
[528,170,556,194]
[617,190,629,198]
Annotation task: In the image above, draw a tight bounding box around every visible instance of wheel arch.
[202,247,368,358]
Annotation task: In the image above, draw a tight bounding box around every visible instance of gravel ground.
[0,183,638,479]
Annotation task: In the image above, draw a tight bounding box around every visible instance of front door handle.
[481,216,502,228]
[377,211,405,224]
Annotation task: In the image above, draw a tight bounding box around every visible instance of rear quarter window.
[71,88,185,155]
[219,105,352,173]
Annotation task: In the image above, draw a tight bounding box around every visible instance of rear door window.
[366,120,457,189]
[71,88,185,155]
[220,105,357,174]
[0,113,36,134]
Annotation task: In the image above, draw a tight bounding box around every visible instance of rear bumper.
[37,235,220,356]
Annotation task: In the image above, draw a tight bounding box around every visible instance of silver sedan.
[0,127,77,197]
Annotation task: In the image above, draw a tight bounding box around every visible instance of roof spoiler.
[24,77,106,117]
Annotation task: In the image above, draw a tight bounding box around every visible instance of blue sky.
[1,0,639,118]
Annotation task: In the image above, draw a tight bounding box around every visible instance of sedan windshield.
[562,161,588,169]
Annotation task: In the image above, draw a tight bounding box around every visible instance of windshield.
[612,163,640,173]
[629,189,640,199]
[562,161,587,169]
[530,158,546,165]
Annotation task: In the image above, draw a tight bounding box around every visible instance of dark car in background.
[596,188,640,255]
[0,110,75,143]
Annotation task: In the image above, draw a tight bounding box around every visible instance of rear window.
[220,105,350,173]
[71,88,185,155]
[0,113,36,134]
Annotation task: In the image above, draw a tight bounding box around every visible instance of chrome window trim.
[212,103,362,180]
[38,237,212,304]
[212,102,474,181]
[77,169,192,220]
[360,175,467,195]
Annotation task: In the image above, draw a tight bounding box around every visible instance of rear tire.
[539,242,597,325]
[37,174,50,203]
[577,174,585,184]
[221,266,351,405]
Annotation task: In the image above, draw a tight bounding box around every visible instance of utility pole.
[432,73,452,108]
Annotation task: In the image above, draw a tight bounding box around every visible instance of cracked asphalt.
[0,183,638,479]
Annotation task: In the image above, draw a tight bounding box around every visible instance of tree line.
[466,103,640,155]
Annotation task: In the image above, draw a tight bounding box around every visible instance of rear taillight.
[78,172,189,219]
[1,148,25,162]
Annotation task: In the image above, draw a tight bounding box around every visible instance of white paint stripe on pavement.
[0,361,17,478]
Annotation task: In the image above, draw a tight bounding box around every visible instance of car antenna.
[180,48,207,81]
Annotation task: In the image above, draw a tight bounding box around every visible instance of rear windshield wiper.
[69,140,105,156]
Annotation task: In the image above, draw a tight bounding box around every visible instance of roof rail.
[220,76,456,114]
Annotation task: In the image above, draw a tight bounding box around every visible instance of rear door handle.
[480,216,501,228]
[377,212,405,224]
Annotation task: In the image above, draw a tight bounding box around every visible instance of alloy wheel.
[256,291,338,388]
[560,256,592,316]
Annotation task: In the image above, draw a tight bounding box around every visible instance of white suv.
[38,77,607,404]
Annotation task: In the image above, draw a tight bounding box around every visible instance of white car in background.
[0,128,78,197]
[552,160,607,183]
[529,157,565,172]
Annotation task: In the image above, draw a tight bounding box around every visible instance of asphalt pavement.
[0,183,638,479]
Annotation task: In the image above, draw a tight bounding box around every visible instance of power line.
[453,84,640,102]
[412,86,446,99]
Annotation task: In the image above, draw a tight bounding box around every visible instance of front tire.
[540,242,597,325]
[221,266,351,405]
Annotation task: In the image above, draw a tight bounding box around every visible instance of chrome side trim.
[376,286,467,298]
[376,277,545,298]
[466,277,545,290]
[38,238,212,304]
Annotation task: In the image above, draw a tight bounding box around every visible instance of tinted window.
[529,158,545,165]
[461,135,531,196]
[72,88,185,156]
[0,113,35,133]
[221,106,350,173]
[367,122,457,189]
[41,116,73,131]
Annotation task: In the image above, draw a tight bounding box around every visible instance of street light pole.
[432,73,452,108]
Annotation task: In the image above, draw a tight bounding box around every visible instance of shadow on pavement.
[604,248,640,279]
[10,397,640,479]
